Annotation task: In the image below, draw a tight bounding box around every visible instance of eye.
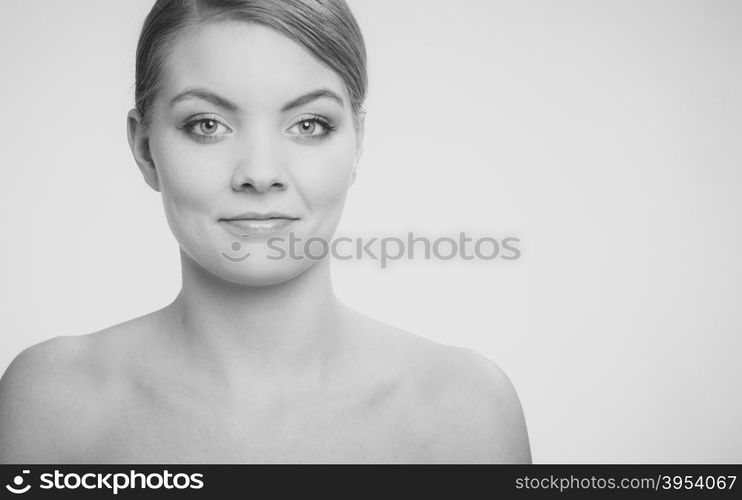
[287,115,336,141]
[182,115,233,141]
[298,120,320,135]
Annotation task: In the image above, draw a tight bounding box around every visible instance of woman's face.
[132,21,362,286]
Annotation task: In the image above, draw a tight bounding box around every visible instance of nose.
[230,132,288,193]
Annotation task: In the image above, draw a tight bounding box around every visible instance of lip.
[224,211,298,221]
[220,214,298,237]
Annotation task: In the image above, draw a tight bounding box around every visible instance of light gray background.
[1,0,740,463]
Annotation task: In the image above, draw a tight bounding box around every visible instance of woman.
[0,0,530,463]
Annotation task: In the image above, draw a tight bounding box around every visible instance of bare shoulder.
[410,343,532,463]
[355,317,531,463]
[0,335,109,463]
[0,318,147,464]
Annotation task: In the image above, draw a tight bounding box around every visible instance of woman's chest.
[92,386,435,463]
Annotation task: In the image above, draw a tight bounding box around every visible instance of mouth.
[220,213,299,236]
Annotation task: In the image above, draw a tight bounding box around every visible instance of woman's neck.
[160,248,349,394]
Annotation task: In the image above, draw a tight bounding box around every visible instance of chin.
[221,262,313,287]
[206,253,317,287]
[176,224,333,287]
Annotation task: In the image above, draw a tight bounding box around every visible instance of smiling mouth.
[220,217,298,235]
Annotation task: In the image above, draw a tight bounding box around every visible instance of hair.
[134,0,367,129]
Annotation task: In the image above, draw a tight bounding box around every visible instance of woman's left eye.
[287,116,336,140]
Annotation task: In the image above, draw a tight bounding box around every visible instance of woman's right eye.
[182,116,233,142]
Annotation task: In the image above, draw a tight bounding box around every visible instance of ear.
[127,108,160,192]
[350,111,366,188]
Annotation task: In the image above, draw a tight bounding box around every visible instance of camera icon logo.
[5,470,31,494]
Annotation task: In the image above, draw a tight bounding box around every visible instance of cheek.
[288,134,356,210]
[149,130,226,224]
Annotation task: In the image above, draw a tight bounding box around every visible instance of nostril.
[233,181,286,192]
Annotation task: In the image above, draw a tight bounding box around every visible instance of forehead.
[159,20,349,109]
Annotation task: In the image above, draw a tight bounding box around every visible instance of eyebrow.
[280,89,344,112]
[169,87,345,112]
[170,88,239,111]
